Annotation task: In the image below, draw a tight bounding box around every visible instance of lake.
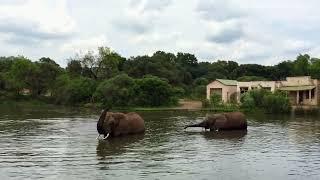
[0,105,319,179]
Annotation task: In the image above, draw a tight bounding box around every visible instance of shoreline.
[1,99,319,115]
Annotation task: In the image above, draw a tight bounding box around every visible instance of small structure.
[207,76,320,106]
[206,79,237,103]
[278,76,319,106]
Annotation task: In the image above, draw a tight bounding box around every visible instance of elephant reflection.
[96,134,144,158]
[202,130,247,140]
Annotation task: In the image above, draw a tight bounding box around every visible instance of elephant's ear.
[97,109,108,134]
[111,113,124,127]
[103,112,111,130]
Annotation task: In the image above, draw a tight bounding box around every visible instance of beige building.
[278,76,319,106]
[207,76,320,106]
[206,79,237,103]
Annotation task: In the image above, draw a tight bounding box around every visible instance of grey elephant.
[97,109,145,139]
[184,112,247,131]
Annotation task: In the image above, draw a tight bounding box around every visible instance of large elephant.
[97,109,145,139]
[184,112,247,131]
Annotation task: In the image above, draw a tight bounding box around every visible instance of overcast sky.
[0,0,319,66]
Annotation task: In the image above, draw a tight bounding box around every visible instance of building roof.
[216,79,237,86]
[278,85,315,91]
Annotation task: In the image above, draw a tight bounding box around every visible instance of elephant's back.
[126,112,145,133]
[222,112,247,130]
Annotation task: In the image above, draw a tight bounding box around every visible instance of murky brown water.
[0,106,319,179]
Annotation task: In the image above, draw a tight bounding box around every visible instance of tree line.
[0,47,319,107]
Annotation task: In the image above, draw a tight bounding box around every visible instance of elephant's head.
[184,114,220,130]
[102,112,120,138]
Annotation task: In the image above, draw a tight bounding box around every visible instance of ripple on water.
[1,112,320,179]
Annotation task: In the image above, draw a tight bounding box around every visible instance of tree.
[274,60,294,80]
[8,57,39,95]
[124,52,181,85]
[309,58,320,79]
[69,47,126,80]
[94,74,135,107]
[134,75,177,106]
[176,52,198,79]
[292,54,310,76]
[66,59,82,77]
[96,47,124,79]
[53,75,96,104]
[37,57,63,95]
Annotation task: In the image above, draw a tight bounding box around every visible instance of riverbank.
[1,99,319,115]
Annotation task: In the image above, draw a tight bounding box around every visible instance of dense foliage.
[0,48,318,108]
[240,89,291,113]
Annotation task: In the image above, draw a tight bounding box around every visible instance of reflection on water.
[96,134,145,158]
[0,107,319,180]
[201,130,247,140]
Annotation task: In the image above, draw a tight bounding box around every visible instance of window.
[263,87,271,91]
[240,87,248,94]
[210,88,222,96]
[311,88,315,99]
[306,90,309,99]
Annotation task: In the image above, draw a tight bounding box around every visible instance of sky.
[0,0,319,67]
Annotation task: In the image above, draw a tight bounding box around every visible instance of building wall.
[281,76,314,86]
[206,81,237,103]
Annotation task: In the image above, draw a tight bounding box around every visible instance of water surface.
[0,106,319,179]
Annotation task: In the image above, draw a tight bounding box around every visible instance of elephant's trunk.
[97,109,109,135]
[184,122,205,129]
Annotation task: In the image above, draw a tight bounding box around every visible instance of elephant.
[97,109,145,139]
[184,112,247,131]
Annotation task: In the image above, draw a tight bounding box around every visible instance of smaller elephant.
[184,112,247,131]
[97,109,145,139]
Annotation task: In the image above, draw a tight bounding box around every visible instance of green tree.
[134,75,177,106]
[293,54,310,76]
[8,57,39,95]
[94,74,135,107]
[274,61,294,80]
[66,59,82,77]
[53,75,96,104]
[96,47,124,79]
[309,58,320,79]
[36,57,63,95]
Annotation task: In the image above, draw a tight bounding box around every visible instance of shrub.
[210,93,222,107]
[249,89,270,107]
[263,91,291,113]
[202,98,210,108]
[229,92,238,104]
[240,89,291,113]
[240,93,255,110]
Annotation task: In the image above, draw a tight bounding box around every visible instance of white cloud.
[60,35,108,53]
[0,0,320,66]
[0,0,75,45]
